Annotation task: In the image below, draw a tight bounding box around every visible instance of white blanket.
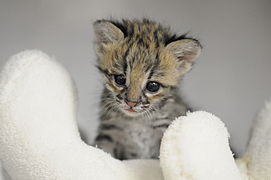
[0,50,270,180]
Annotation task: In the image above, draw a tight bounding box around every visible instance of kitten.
[93,19,201,160]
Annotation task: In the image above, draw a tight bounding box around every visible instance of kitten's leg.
[95,134,131,160]
[94,123,127,159]
[94,132,116,156]
[94,123,142,160]
[150,119,172,158]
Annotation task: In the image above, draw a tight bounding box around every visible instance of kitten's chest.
[124,120,160,141]
[119,117,166,157]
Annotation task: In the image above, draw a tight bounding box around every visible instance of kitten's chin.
[120,108,143,117]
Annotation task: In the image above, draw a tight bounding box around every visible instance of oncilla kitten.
[93,18,201,160]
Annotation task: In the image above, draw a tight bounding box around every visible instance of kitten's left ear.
[166,38,202,73]
[93,20,125,45]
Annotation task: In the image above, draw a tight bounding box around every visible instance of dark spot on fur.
[95,134,114,142]
[100,124,122,130]
[116,94,123,100]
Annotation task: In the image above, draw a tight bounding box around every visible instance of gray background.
[0,0,270,173]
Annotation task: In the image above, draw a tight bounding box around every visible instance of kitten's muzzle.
[123,99,138,113]
[125,99,137,108]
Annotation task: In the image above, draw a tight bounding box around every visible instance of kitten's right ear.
[93,20,125,46]
[166,38,202,75]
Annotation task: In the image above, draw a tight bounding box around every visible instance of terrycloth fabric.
[0,50,270,180]
[0,50,162,180]
[238,101,271,180]
[160,112,242,180]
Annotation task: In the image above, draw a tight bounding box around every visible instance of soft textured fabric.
[241,101,271,179]
[0,50,162,180]
[0,50,270,180]
[160,111,242,180]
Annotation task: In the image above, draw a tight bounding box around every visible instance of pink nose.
[127,101,137,108]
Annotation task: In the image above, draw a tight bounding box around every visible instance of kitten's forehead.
[125,42,159,69]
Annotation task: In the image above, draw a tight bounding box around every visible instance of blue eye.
[146,81,160,92]
[114,75,126,86]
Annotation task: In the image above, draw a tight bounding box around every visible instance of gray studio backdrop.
[0,0,270,168]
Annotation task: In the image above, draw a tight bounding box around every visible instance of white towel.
[0,50,270,180]
[160,111,242,180]
[0,50,162,180]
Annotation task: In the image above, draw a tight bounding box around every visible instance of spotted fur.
[93,18,201,160]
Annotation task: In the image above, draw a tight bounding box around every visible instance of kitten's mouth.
[125,108,137,113]
[122,107,147,117]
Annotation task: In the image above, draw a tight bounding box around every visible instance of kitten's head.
[94,19,201,117]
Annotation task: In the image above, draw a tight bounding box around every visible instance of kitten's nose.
[126,100,137,108]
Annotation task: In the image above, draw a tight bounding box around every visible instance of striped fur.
[93,19,201,160]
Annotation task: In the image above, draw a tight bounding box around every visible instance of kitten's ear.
[166,38,201,73]
[93,20,125,45]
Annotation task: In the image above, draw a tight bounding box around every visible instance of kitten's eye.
[146,81,160,92]
[114,75,126,86]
